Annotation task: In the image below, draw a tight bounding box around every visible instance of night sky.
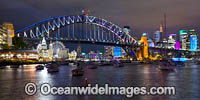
[1,0,200,38]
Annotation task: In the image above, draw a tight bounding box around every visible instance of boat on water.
[47,63,59,73]
[158,59,176,71]
[45,63,52,68]
[72,68,84,76]
[69,62,77,67]
[113,60,124,67]
[72,62,84,76]
[195,60,200,65]
[36,65,44,70]
[48,67,59,72]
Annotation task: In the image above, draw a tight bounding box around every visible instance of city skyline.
[1,0,200,37]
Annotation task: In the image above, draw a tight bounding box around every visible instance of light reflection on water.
[0,63,199,100]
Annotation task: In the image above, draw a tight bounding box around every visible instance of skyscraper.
[189,29,197,51]
[0,22,14,49]
[180,30,187,50]
[154,30,160,43]
[168,34,176,49]
[159,24,163,42]
[104,46,113,57]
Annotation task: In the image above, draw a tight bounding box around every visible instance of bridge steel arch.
[15,15,138,46]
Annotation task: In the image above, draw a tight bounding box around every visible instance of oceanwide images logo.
[25,82,176,97]
[25,82,37,96]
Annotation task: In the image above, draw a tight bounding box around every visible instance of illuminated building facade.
[48,41,68,59]
[0,49,38,60]
[112,47,122,57]
[88,51,98,61]
[0,22,14,49]
[159,24,163,41]
[180,30,187,50]
[154,30,160,43]
[168,34,176,49]
[148,39,155,47]
[0,28,7,48]
[104,46,113,57]
[175,41,180,50]
[190,35,197,51]
[189,29,198,51]
[139,33,148,61]
[68,50,77,60]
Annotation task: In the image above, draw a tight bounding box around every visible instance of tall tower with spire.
[160,22,163,42]
[164,14,167,39]
[159,14,167,44]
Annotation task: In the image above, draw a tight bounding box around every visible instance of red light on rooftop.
[160,25,163,32]
[85,10,91,16]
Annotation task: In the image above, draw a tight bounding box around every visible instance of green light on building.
[180,30,187,35]
[189,29,195,32]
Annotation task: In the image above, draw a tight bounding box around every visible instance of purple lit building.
[175,41,180,50]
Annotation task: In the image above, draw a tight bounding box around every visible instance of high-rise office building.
[104,46,113,57]
[175,41,180,50]
[189,29,198,51]
[180,30,187,50]
[112,47,122,57]
[154,30,160,43]
[148,39,155,47]
[168,34,176,49]
[0,22,14,49]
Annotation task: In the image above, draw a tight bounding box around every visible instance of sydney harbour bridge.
[14,14,200,60]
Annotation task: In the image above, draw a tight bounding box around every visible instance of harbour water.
[0,63,199,100]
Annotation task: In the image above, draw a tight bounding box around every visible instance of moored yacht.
[47,63,59,73]
[36,65,44,70]
[72,62,84,76]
